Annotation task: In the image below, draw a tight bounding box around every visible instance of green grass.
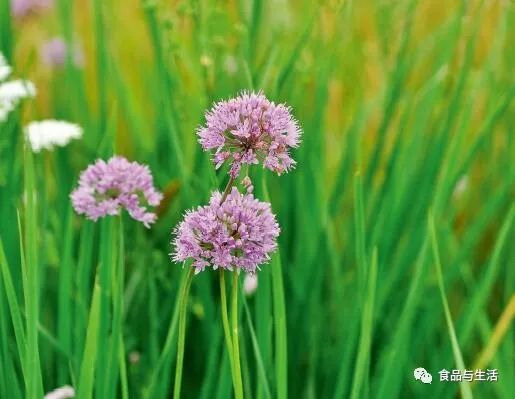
[0,0,514,398]
[429,212,473,399]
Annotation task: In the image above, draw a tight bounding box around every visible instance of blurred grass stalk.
[220,269,237,394]
[262,175,288,399]
[172,268,193,399]
[23,142,44,398]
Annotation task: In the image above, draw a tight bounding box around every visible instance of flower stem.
[220,271,236,391]
[220,175,235,204]
[232,271,244,399]
[173,268,194,399]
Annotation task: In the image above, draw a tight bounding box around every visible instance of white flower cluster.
[0,52,36,122]
[25,120,83,152]
[44,385,75,399]
[1,52,83,151]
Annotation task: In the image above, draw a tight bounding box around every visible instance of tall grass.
[0,0,513,398]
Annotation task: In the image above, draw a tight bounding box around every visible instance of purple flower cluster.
[172,187,280,274]
[71,156,163,228]
[11,0,53,18]
[197,91,301,178]
[41,37,84,69]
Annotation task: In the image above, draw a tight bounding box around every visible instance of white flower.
[44,385,75,399]
[25,120,83,152]
[243,274,258,296]
[0,52,36,122]
[223,55,238,75]
[0,79,36,100]
[452,175,469,199]
[0,53,12,81]
[129,351,141,364]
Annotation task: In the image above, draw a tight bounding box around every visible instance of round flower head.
[172,187,280,274]
[71,156,163,228]
[197,91,301,178]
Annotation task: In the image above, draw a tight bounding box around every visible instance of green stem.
[220,176,236,204]
[96,217,114,398]
[119,336,129,399]
[104,216,124,398]
[220,271,236,391]
[231,271,244,399]
[173,268,194,399]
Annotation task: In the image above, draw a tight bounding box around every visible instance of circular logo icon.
[414,367,433,384]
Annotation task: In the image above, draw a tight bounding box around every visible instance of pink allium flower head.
[11,0,53,18]
[172,187,280,274]
[41,37,84,69]
[70,156,163,228]
[197,91,301,178]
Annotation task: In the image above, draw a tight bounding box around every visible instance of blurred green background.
[0,0,514,398]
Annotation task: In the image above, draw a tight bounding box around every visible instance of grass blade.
[349,248,378,399]
[262,177,288,399]
[0,238,27,378]
[77,282,102,399]
[24,145,43,398]
[242,295,272,399]
[429,212,473,399]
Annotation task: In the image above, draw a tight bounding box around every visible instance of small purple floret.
[172,187,280,274]
[197,91,301,178]
[11,0,53,18]
[41,37,84,69]
[70,156,163,228]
